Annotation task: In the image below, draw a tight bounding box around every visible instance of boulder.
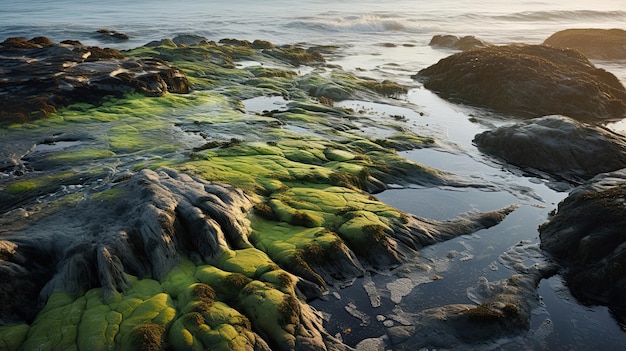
[414,44,626,120]
[473,115,626,182]
[544,28,626,60]
[94,29,129,41]
[428,34,491,51]
[0,37,190,123]
[539,169,626,323]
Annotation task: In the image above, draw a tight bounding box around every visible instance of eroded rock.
[0,168,253,322]
[539,169,626,323]
[414,44,626,120]
[544,28,626,60]
[473,115,626,182]
[0,37,190,123]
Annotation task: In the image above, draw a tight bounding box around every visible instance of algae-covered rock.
[0,37,190,123]
[0,168,253,324]
[415,44,626,120]
[544,28,626,60]
[0,36,519,350]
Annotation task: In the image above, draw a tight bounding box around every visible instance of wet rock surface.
[473,115,626,183]
[384,240,559,350]
[544,28,626,60]
[0,36,526,350]
[0,168,255,323]
[428,34,491,51]
[0,37,190,123]
[388,274,540,350]
[414,44,626,120]
[539,169,626,323]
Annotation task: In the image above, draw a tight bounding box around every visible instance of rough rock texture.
[414,44,626,120]
[0,37,190,123]
[0,168,254,323]
[539,169,626,323]
[428,34,491,51]
[0,36,520,350]
[0,166,513,349]
[544,28,626,60]
[473,115,626,183]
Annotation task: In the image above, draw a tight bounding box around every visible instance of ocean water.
[3,0,626,349]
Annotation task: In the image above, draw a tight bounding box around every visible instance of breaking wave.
[495,10,626,22]
[287,14,433,34]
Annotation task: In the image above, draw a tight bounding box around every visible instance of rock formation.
[387,240,558,350]
[544,28,626,60]
[387,273,541,349]
[0,36,521,350]
[539,169,626,323]
[414,44,626,120]
[0,37,190,123]
[0,167,514,350]
[473,115,626,183]
[428,34,491,51]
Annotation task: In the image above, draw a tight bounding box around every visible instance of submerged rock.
[544,28,626,60]
[0,37,190,123]
[414,44,626,120]
[473,115,626,183]
[428,34,491,51]
[539,169,626,323]
[387,272,544,350]
[94,29,130,41]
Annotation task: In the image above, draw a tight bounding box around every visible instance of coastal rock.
[0,167,514,349]
[428,34,491,51]
[473,115,626,182]
[387,271,545,350]
[539,169,626,323]
[95,29,130,41]
[414,44,626,120]
[0,168,254,322]
[0,37,190,123]
[544,28,626,60]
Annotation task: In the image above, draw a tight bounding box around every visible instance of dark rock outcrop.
[539,169,626,323]
[0,168,254,323]
[428,34,491,51]
[473,115,626,183]
[414,44,626,120]
[95,29,130,41]
[0,37,190,123]
[544,28,626,60]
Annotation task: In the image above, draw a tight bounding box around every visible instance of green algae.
[0,38,457,351]
[373,133,435,151]
[5,180,37,195]
[0,324,29,351]
[48,148,116,163]
[3,172,76,196]
[264,46,325,66]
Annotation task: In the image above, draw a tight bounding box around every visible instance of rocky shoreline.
[1,28,626,350]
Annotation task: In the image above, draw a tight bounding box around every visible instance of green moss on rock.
[0,324,29,351]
